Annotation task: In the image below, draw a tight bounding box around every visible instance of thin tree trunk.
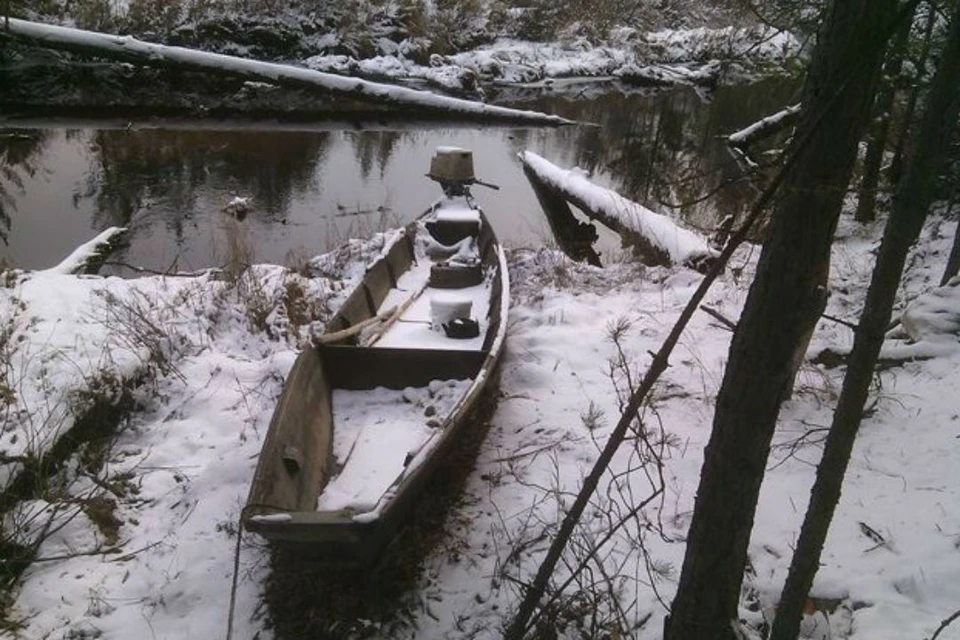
[855,13,914,223]
[940,182,960,285]
[890,2,937,185]
[770,4,960,638]
[664,1,899,638]
[942,211,960,284]
[502,109,808,640]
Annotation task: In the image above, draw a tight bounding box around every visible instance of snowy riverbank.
[1,22,800,113]
[2,206,959,638]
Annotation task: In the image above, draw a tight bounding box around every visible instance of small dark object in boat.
[443,318,480,339]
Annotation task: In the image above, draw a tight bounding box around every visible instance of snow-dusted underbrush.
[405,215,960,640]
[0,245,348,632]
[424,248,746,638]
[2,207,958,639]
[20,0,748,58]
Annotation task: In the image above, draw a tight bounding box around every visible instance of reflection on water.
[0,130,50,249]
[0,78,798,272]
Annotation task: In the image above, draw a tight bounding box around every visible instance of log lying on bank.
[46,227,128,275]
[901,275,960,344]
[519,151,718,273]
[2,18,574,126]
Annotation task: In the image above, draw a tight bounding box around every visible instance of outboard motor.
[427,147,499,197]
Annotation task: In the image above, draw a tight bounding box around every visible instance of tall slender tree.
[855,10,915,223]
[664,1,899,638]
[943,218,960,284]
[770,3,960,638]
[889,2,938,186]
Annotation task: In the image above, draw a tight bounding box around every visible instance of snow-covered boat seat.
[321,344,486,390]
[435,208,481,224]
[429,261,484,288]
[427,206,481,245]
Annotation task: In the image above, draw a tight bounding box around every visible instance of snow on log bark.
[727,103,801,148]
[521,163,603,267]
[519,151,718,272]
[901,276,960,344]
[616,60,721,87]
[46,227,128,275]
[2,18,574,126]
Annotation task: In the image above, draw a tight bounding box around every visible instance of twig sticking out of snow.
[5,18,575,126]
[45,227,128,275]
[930,608,960,640]
[519,151,718,273]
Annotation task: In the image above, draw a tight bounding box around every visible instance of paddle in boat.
[242,147,509,566]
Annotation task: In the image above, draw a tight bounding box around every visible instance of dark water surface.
[0,78,797,273]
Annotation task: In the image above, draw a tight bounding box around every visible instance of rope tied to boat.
[225,503,285,640]
[224,509,245,640]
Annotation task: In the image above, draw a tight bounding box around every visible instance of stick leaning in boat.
[362,279,431,347]
[314,278,431,345]
[314,308,398,345]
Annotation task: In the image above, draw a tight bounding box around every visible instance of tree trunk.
[770,4,960,638]
[664,2,897,639]
[941,173,960,285]
[942,211,960,284]
[889,3,937,186]
[855,13,914,223]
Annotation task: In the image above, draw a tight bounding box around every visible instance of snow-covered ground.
[2,204,959,640]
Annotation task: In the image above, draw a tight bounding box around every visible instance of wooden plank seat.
[429,262,484,288]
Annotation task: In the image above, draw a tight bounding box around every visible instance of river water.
[0,77,797,273]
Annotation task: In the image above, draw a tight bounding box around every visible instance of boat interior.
[245,194,505,537]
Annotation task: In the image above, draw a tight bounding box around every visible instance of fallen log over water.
[519,151,718,273]
[727,103,800,150]
[521,163,603,267]
[2,18,574,126]
[46,227,128,275]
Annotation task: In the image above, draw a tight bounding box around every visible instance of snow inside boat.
[243,148,509,565]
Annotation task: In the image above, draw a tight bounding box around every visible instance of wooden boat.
[242,148,509,566]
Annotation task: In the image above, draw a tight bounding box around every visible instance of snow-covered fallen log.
[616,60,721,87]
[3,18,574,126]
[901,275,960,344]
[519,151,718,273]
[44,227,127,275]
[520,162,602,267]
[727,103,800,149]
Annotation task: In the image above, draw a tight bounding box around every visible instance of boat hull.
[243,200,509,567]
